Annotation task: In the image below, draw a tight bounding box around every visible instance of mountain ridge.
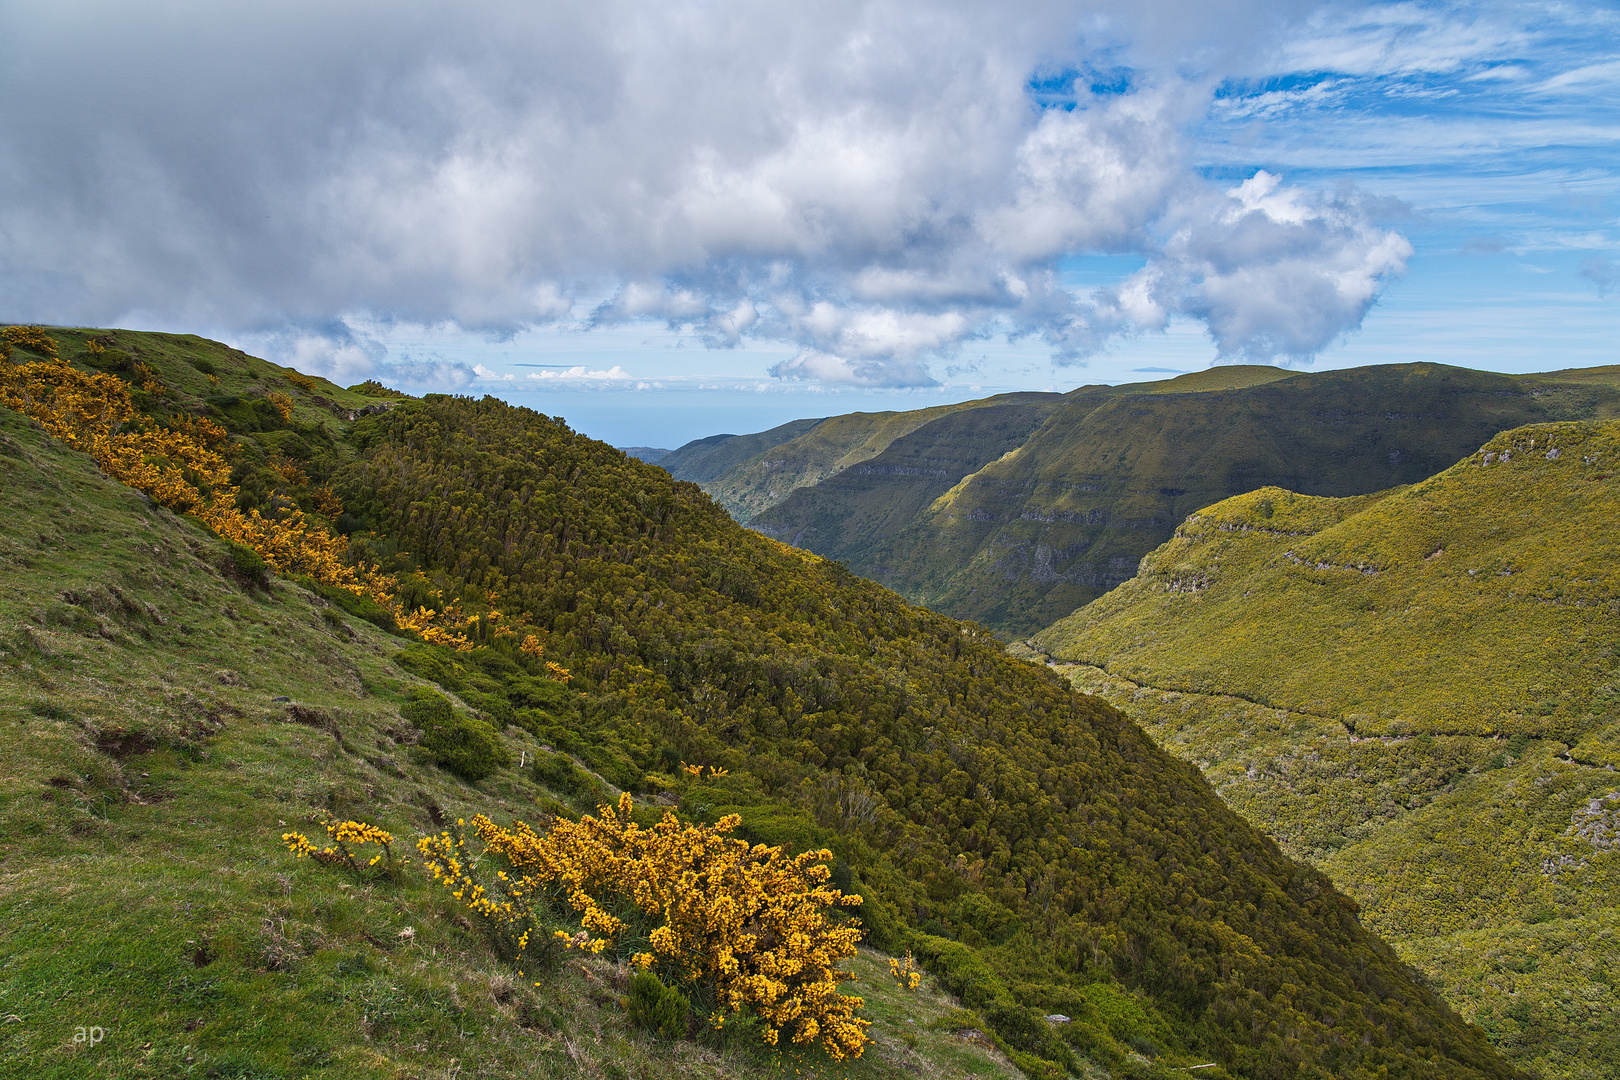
[745,362,1620,637]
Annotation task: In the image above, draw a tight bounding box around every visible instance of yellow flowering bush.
[283,820,404,880]
[0,333,581,666]
[889,950,922,991]
[267,390,294,421]
[416,796,871,1060]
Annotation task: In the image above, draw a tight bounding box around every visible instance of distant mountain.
[747,396,1066,550]
[619,445,671,463]
[1029,417,1620,1079]
[748,363,1620,637]
[661,393,1060,522]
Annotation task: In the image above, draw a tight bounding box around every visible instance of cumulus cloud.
[0,0,1414,385]
[1152,172,1413,360]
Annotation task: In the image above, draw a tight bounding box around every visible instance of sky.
[1,1,1615,449]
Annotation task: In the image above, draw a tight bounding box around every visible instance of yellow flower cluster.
[516,632,573,680]
[2,325,58,358]
[283,820,403,879]
[422,796,870,1060]
[888,951,922,991]
[267,391,294,421]
[0,337,579,669]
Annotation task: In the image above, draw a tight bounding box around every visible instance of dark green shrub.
[400,689,509,781]
[298,577,399,633]
[626,970,688,1040]
[461,690,514,729]
[984,1001,1076,1070]
[909,934,1007,1010]
[507,675,577,713]
[220,540,269,588]
[83,347,134,373]
[530,750,604,803]
[394,645,468,692]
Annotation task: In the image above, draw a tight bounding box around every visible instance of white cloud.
[525,365,633,382]
[0,0,1444,385]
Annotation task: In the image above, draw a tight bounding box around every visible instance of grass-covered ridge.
[662,394,1061,523]
[3,327,1518,1078]
[744,362,1620,638]
[1032,419,1620,1078]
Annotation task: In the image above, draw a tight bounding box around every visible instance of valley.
[1026,420,1620,1079]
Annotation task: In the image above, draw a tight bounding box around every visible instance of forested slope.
[0,404,1022,1080]
[332,392,1515,1078]
[745,363,1620,637]
[1031,419,1620,1078]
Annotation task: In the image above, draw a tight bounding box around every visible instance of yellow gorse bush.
[283,820,404,879]
[0,333,572,675]
[416,796,871,1061]
[888,950,922,991]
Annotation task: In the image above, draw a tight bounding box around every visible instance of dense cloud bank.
[1,0,1423,384]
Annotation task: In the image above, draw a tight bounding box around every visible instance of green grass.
[0,406,1020,1080]
[1032,417,1620,1079]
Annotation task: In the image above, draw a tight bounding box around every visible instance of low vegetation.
[1033,419,1620,1079]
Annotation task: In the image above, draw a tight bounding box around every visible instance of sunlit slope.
[1036,419,1620,737]
[665,394,1059,522]
[840,363,1620,637]
[748,396,1066,553]
[1032,419,1620,1079]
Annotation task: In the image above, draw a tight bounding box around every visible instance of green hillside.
[753,362,1620,638]
[664,395,1058,522]
[1032,419,1620,1079]
[1,327,1517,1079]
[749,398,1066,553]
[743,369,1299,562]
[0,406,1018,1080]
[657,417,826,484]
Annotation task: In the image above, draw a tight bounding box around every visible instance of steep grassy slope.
[749,398,1068,552]
[664,396,1058,522]
[2,328,1521,1079]
[763,363,1620,638]
[1031,419,1620,1079]
[0,406,1023,1080]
